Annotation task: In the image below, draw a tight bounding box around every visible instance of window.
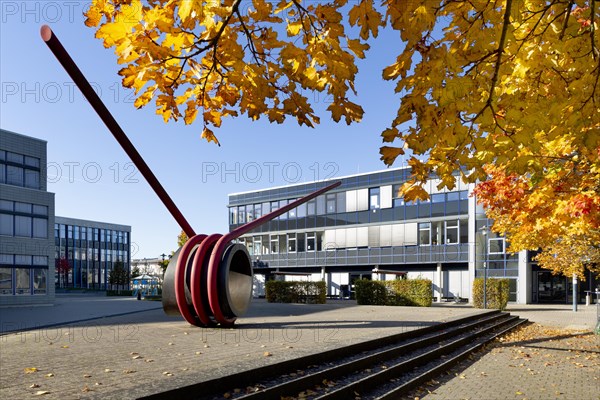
[336,192,346,213]
[418,222,431,245]
[238,206,246,224]
[392,184,404,207]
[33,218,48,238]
[0,214,13,235]
[7,152,23,163]
[287,233,297,252]
[0,268,12,295]
[33,205,48,215]
[278,199,288,220]
[460,190,469,200]
[246,204,254,222]
[306,233,316,251]
[33,269,47,295]
[270,235,279,254]
[432,193,445,203]
[6,165,23,186]
[81,227,87,241]
[326,194,336,214]
[24,170,40,189]
[317,232,324,251]
[297,233,305,252]
[0,165,4,183]
[488,238,505,254]
[316,196,326,215]
[229,207,238,224]
[15,268,30,295]
[15,202,31,213]
[262,202,270,216]
[307,200,316,216]
[445,220,459,244]
[447,192,460,201]
[254,204,262,219]
[15,216,32,237]
[33,256,48,266]
[0,200,12,211]
[24,156,40,168]
[253,237,262,256]
[297,202,306,218]
[288,199,297,219]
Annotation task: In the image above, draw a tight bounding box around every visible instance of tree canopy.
[85,0,599,277]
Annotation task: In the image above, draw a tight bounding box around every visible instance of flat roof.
[228,166,409,196]
[0,128,48,144]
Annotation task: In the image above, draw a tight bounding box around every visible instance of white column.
[517,250,531,304]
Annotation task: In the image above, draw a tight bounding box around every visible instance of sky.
[0,1,406,259]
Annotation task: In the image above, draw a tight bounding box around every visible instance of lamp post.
[480,226,489,309]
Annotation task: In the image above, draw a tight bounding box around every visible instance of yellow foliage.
[84,0,600,278]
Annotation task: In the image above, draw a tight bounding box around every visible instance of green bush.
[265,281,326,304]
[106,290,134,297]
[354,279,432,307]
[472,278,510,310]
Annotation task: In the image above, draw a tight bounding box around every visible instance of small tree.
[109,261,129,293]
[55,257,71,288]
[131,265,141,279]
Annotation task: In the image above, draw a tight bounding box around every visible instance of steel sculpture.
[41,25,341,327]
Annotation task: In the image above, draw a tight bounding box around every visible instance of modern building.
[0,129,55,306]
[228,168,593,304]
[131,256,166,280]
[54,217,131,290]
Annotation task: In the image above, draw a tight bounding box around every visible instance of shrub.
[265,281,326,304]
[354,279,432,307]
[472,278,510,310]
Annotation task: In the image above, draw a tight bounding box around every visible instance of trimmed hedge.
[355,279,433,307]
[266,281,326,304]
[472,278,510,310]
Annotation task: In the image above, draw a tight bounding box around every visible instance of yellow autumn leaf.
[201,126,220,146]
[24,367,39,374]
[287,21,302,36]
[379,146,404,166]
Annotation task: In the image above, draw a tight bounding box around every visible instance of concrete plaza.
[1,295,598,399]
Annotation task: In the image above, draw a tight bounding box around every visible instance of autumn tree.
[85,1,599,277]
[55,257,71,288]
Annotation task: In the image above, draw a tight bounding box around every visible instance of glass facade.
[54,219,131,290]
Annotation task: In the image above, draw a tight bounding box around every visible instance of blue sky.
[1,1,406,258]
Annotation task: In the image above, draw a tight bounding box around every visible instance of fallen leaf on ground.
[24,367,38,374]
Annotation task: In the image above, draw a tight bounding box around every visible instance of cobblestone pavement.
[0,299,483,399]
[2,299,598,400]
[409,323,600,400]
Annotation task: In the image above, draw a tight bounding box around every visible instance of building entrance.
[533,271,589,304]
[535,272,567,303]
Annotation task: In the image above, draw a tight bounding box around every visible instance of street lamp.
[480,225,489,309]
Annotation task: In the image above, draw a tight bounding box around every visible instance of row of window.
[54,224,129,244]
[54,260,127,288]
[230,190,469,225]
[0,214,48,238]
[56,247,128,263]
[0,254,49,296]
[238,220,479,256]
[0,150,41,189]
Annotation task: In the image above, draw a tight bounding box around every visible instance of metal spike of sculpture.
[41,25,341,327]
